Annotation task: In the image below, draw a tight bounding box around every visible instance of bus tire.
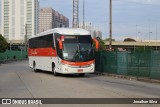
[52,63,58,76]
[79,73,85,77]
[33,61,38,72]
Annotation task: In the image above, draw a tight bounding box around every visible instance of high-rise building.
[0,0,39,41]
[79,23,103,39]
[39,7,69,33]
[39,8,54,32]
[92,30,102,39]
[53,11,69,28]
[0,0,1,33]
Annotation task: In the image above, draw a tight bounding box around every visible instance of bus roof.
[30,28,91,39]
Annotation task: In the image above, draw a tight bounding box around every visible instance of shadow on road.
[30,68,100,78]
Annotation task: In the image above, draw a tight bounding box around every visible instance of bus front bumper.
[60,63,95,74]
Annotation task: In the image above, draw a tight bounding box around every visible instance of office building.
[39,8,54,32]
[93,30,102,39]
[39,7,69,33]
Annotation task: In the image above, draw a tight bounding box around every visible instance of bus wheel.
[79,73,85,77]
[52,64,58,76]
[33,62,37,72]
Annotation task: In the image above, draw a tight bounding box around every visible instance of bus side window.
[48,34,54,48]
[29,34,55,49]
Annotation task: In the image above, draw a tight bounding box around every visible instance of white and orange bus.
[28,28,99,76]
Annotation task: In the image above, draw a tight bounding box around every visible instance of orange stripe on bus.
[28,48,57,57]
[61,60,95,66]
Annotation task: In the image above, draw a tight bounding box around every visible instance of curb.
[137,77,160,84]
[0,59,28,64]
[95,72,160,84]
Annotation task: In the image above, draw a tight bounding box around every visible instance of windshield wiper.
[64,58,73,61]
[72,44,80,62]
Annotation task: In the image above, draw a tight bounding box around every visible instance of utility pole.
[83,0,85,29]
[105,21,107,38]
[149,32,152,43]
[136,25,138,40]
[73,0,79,28]
[90,23,92,33]
[109,0,112,50]
[24,24,27,51]
[156,25,158,50]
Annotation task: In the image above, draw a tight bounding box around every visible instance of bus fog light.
[65,68,68,71]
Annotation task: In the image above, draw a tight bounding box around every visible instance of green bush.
[0,34,9,52]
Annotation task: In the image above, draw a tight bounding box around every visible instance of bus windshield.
[62,35,94,62]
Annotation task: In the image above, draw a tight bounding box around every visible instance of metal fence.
[1,50,160,80]
[95,51,160,80]
[0,50,28,62]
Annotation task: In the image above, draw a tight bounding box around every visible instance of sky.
[0,0,1,28]
[39,0,160,40]
[0,0,160,40]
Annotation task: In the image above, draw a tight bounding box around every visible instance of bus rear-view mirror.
[92,38,99,51]
[57,38,63,49]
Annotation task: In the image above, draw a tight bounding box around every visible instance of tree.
[105,38,115,41]
[0,34,9,52]
[124,38,136,42]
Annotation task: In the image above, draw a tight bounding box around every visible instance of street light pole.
[149,32,152,43]
[156,25,158,50]
[138,32,141,42]
[136,25,138,40]
[24,24,28,51]
[109,0,112,50]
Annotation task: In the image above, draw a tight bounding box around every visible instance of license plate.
[77,69,83,72]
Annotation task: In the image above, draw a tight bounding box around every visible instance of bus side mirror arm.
[92,38,99,51]
[57,38,63,49]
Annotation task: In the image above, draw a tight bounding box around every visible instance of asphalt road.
[0,61,160,107]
